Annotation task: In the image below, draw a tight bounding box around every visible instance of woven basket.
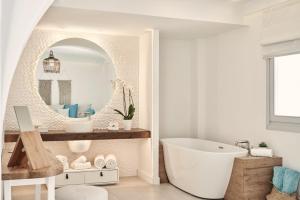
[266,187,297,200]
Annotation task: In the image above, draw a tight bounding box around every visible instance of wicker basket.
[266,187,297,200]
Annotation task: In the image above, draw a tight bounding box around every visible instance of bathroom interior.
[2,0,300,200]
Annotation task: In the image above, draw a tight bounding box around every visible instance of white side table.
[2,135,63,200]
[3,176,55,200]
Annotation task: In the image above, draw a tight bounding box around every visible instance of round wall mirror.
[36,38,116,118]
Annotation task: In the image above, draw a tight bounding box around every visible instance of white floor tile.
[10,177,204,200]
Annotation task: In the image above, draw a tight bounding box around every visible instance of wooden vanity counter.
[5,128,151,142]
[225,156,282,200]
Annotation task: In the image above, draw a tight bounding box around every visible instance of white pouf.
[56,185,108,200]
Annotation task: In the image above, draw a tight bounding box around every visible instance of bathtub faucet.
[235,140,250,155]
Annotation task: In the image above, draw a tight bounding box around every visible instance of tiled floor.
[106,177,202,200]
[11,177,203,200]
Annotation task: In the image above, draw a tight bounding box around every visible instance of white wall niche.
[4,29,139,130]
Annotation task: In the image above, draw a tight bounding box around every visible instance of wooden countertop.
[235,155,282,168]
[5,128,151,142]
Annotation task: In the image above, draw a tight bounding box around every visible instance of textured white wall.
[198,11,300,171]
[4,29,139,130]
[159,39,198,138]
[1,0,53,122]
[1,1,54,197]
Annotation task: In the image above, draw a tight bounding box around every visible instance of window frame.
[266,52,300,132]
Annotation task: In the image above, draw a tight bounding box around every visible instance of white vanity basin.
[65,119,93,133]
[68,140,92,153]
[65,119,93,153]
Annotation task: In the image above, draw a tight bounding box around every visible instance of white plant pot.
[123,120,132,130]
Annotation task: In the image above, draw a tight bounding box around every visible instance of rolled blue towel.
[273,166,286,191]
[282,168,300,194]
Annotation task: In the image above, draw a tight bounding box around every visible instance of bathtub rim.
[160,138,248,156]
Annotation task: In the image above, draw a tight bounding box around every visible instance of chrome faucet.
[84,112,92,120]
[235,140,250,155]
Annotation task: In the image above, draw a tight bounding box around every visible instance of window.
[267,53,300,132]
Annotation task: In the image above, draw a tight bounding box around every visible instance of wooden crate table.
[225,156,282,200]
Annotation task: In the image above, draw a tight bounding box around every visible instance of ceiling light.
[43,50,61,73]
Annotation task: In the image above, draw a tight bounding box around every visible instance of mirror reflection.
[36,38,116,118]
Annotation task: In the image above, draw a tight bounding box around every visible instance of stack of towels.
[56,154,118,170]
[250,148,273,157]
[71,155,92,170]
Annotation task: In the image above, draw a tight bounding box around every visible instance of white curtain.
[39,80,53,105]
[58,80,72,105]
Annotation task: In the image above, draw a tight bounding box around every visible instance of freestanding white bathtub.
[161,138,248,199]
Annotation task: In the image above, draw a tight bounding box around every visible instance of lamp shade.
[43,50,60,73]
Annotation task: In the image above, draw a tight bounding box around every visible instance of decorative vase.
[123,120,132,130]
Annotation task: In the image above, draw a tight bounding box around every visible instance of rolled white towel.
[71,162,92,170]
[251,148,273,157]
[72,155,87,164]
[105,154,117,169]
[94,155,105,169]
[56,155,69,171]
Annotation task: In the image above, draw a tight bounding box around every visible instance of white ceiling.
[37,7,245,39]
[52,0,244,25]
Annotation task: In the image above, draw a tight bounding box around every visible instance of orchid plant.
[114,85,135,120]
